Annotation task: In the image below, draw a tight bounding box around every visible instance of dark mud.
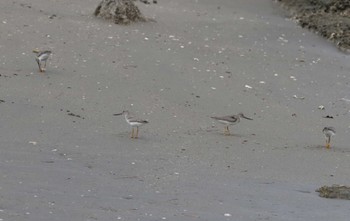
[277,0,350,53]
[316,185,350,199]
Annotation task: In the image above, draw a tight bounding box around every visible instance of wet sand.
[0,0,350,220]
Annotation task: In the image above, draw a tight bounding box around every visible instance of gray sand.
[0,0,350,220]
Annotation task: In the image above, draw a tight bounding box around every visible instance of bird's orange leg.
[135,127,139,139]
[326,137,331,149]
[36,60,42,72]
[42,60,47,72]
[131,128,134,138]
[224,126,230,136]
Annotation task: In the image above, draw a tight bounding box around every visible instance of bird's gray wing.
[211,116,237,123]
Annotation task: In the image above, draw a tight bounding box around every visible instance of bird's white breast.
[38,54,49,61]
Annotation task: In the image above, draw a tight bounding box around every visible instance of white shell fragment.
[293,95,305,100]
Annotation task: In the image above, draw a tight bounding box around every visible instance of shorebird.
[33,49,52,72]
[211,112,252,135]
[114,110,148,138]
[323,127,336,149]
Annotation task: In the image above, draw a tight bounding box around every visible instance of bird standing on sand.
[323,127,336,149]
[114,110,148,139]
[33,49,52,72]
[211,113,252,135]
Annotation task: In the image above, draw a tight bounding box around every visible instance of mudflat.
[0,0,349,220]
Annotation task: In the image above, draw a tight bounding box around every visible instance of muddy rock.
[94,0,147,25]
[316,185,350,199]
[277,0,350,53]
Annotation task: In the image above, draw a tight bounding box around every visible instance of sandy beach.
[0,0,350,220]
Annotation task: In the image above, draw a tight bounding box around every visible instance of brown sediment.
[316,185,350,199]
[277,0,350,53]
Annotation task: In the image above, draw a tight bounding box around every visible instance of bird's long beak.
[113,113,123,116]
[242,115,253,120]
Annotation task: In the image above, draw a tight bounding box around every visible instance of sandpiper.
[211,112,252,135]
[33,49,52,72]
[323,127,335,149]
[114,110,148,138]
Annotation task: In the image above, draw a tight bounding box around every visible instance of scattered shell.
[293,95,305,100]
[245,85,252,89]
[341,98,350,103]
[290,76,297,81]
[278,36,288,43]
[318,105,325,110]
